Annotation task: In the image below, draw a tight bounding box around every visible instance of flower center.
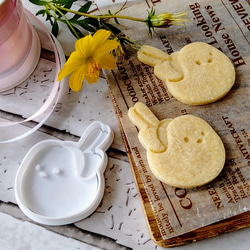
[87,57,101,76]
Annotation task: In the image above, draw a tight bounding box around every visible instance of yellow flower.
[57,29,119,92]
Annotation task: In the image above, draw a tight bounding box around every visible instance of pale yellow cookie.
[137,42,235,105]
[137,45,170,67]
[128,102,225,188]
[128,102,171,152]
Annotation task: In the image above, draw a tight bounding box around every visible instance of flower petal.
[75,34,93,56]
[57,51,84,81]
[69,64,87,92]
[98,53,117,69]
[92,29,111,48]
[93,40,119,59]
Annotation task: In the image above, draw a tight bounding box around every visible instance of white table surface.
[0,0,250,249]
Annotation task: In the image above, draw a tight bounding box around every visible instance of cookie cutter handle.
[77,121,114,153]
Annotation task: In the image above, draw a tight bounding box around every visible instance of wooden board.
[103,0,250,247]
[115,110,250,248]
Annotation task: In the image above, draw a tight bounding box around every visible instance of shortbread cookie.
[137,42,235,105]
[128,102,225,188]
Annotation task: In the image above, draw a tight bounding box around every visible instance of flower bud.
[146,8,189,35]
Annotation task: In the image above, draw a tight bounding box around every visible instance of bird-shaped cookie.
[138,42,235,105]
[128,102,225,188]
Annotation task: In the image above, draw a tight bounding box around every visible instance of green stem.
[48,3,81,39]
[56,5,146,23]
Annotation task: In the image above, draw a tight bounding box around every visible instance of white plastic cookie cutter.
[15,121,114,225]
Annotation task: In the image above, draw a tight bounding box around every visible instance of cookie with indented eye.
[138,42,235,105]
[128,102,225,188]
[15,121,113,225]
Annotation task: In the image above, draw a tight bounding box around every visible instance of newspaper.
[100,0,250,241]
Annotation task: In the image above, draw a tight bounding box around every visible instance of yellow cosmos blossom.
[57,29,119,92]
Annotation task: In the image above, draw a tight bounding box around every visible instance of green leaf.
[79,17,100,29]
[66,23,84,39]
[29,0,50,6]
[45,13,54,26]
[79,1,92,13]
[101,22,122,35]
[114,17,120,25]
[75,19,96,32]
[54,0,76,5]
[71,1,92,21]
[35,9,47,16]
[59,0,74,15]
[107,9,119,24]
[52,19,59,37]
[45,12,52,21]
